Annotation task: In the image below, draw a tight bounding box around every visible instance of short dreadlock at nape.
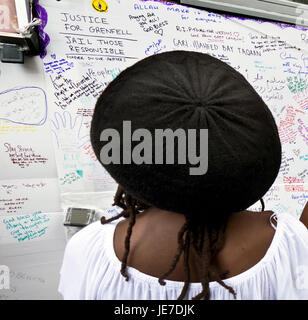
[100,185,268,300]
[101,186,150,281]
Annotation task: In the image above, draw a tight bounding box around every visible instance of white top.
[58,212,308,300]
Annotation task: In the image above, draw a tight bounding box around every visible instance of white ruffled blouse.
[58,212,308,300]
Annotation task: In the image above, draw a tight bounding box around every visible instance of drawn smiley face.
[92,0,108,12]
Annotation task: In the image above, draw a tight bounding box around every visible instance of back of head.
[91,50,282,224]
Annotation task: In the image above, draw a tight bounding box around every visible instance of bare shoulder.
[226,210,275,233]
[214,210,276,279]
[299,201,308,228]
[224,210,276,251]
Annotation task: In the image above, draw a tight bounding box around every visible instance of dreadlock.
[102,186,265,300]
[101,186,150,281]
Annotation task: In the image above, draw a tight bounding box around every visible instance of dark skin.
[114,201,308,282]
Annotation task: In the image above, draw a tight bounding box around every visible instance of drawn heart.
[154,28,163,36]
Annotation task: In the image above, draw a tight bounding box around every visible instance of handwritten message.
[2,212,50,242]
[129,11,168,36]
[278,106,298,144]
[59,12,138,63]
[44,55,74,74]
[280,51,308,77]
[287,76,308,94]
[0,180,60,215]
[59,171,82,185]
[0,121,37,135]
[3,143,48,169]
[49,72,107,110]
[249,33,295,53]
[0,87,47,126]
